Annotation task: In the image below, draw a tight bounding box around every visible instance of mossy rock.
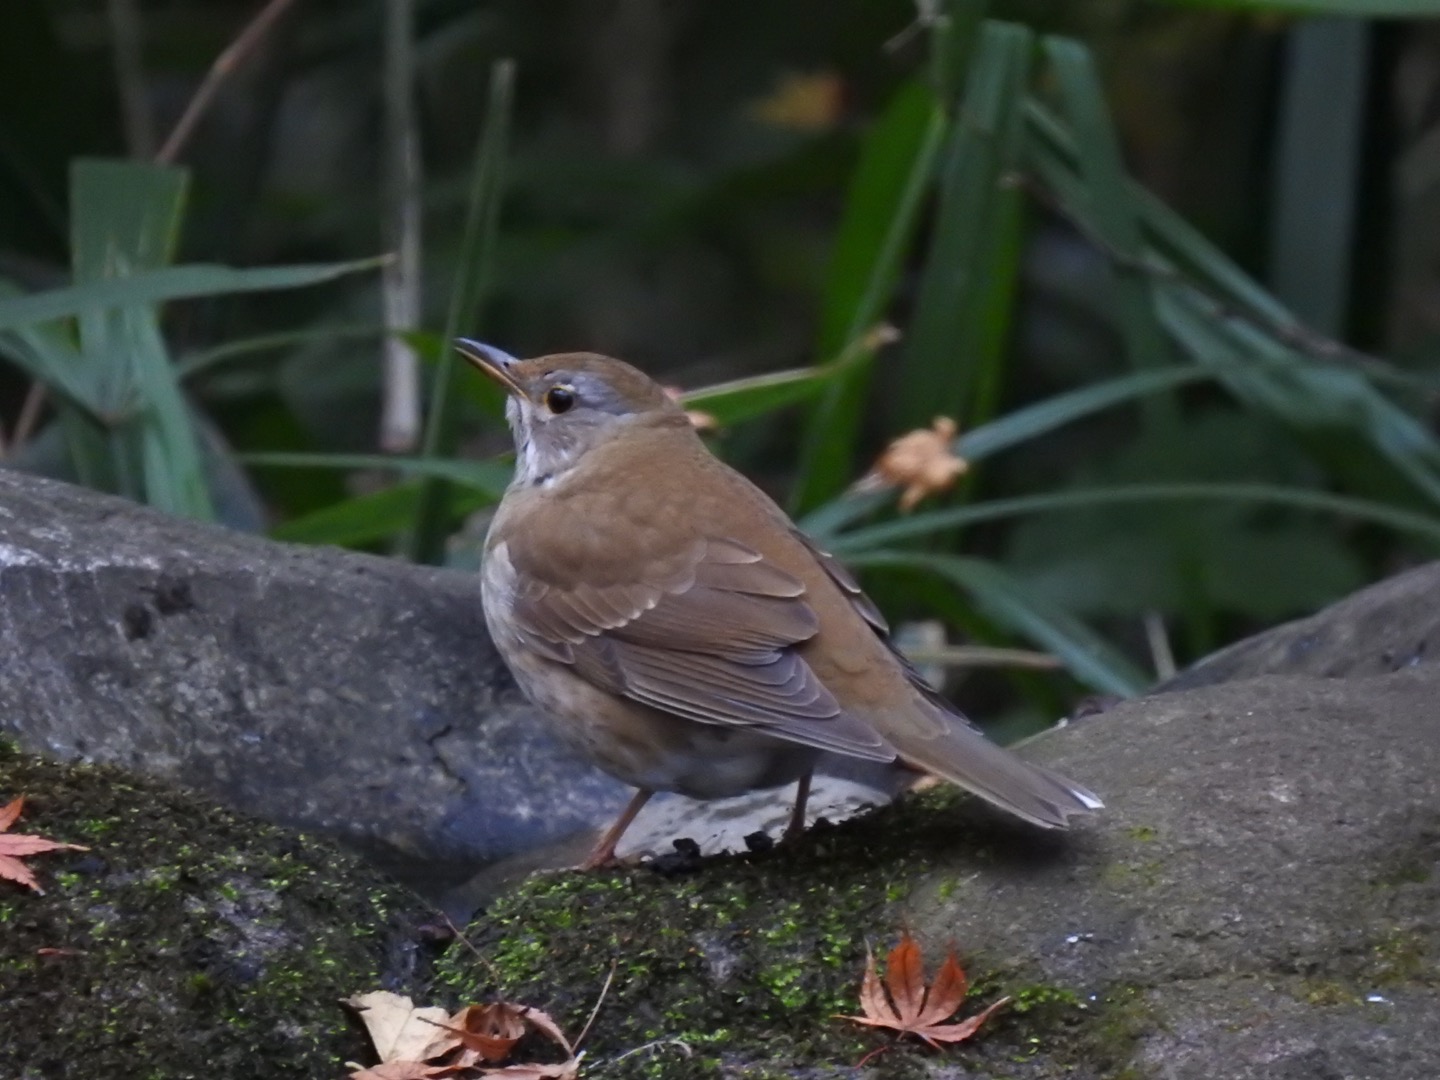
[434,794,1101,1079]
[0,742,434,1079]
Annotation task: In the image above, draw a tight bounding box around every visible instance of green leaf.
[242,451,513,495]
[270,481,497,547]
[1151,0,1440,14]
[177,325,388,382]
[793,79,947,512]
[847,551,1149,695]
[901,21,1033,431]
[1043,38,1174,430]
[408,58,516,563]
[0,257,388,333]
[827,482,1440,553]
[799,365,1217,542]
[69,159,213,518]
[679,364,841,427]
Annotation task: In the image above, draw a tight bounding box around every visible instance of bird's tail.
[898,719,1102,828]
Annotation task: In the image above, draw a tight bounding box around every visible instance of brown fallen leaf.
[433,1002,527,1065]
[0,796,88,894]
[345,992,456,1065]
[347,1062,464,1080]
[477,1060,581,1080]
[838,930,1010,1051]
[854,417,968,511]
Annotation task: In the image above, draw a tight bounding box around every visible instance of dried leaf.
[838,931,1009,1051]
[347,1062,462,1080]
[661,386,718,432]
[0,796,89,894]
[520,1007,576,1058]
[478,1058,581,1080]
[433,1002,527,1063]
[854,417,968,511]
[750,71,845,132]
[346,991,454,1064]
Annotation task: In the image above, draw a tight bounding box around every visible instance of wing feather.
[502,530,893,759]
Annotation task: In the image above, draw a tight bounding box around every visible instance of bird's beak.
[455,339,524,397]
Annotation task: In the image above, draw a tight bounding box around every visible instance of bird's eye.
[545,385,576,414]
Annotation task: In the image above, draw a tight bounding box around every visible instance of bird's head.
[456,340,689,487]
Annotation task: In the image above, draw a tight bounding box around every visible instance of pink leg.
[782,770,813,844]
[579,788,654,871]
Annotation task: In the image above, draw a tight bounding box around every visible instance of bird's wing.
[502,532,894,760]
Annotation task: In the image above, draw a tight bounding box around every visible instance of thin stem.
[379,0,424,451]
[156,0,301,165]
[107,0,155,158]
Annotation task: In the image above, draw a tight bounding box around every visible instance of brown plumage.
[461,342,1101,869]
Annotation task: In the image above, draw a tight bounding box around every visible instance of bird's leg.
[579,788,654,871]
[781,770,813,844]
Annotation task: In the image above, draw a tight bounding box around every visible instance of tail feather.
[897,720,1102,829]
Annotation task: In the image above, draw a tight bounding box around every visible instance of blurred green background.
[4,0,1440,731]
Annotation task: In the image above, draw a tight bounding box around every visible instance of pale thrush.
[459,341,1102,869]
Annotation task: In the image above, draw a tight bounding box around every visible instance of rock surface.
[0,468,627,892]
[442,601,1440,1078]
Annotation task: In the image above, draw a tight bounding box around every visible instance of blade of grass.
[1159,286,1440,508]
[243,450,513,495]
[799,365,1216,540]
[71,159,214,517]
[406,58,515,564]
[793,79,947,512]
[1043,38,1174,431]
[826,481,1440,553]
[1153,0,1438,14]
[848,550,1149,695]
[1267,20,1367,336]
[679,364,843,427]
[177,324,389,381]
[0,256,389,333]
[270,480,497,547]
[379,0,424,451]
[926,0,987,105]
[900,21,1033,432]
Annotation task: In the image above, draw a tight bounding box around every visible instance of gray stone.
[1161,559,1440,688]
[0,467,630,892]
[899,668,1440,1078]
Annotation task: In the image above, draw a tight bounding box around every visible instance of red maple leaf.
[0,796,88,894]
[838,930,1010,1052]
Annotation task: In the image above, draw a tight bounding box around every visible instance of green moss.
[1125,825,1158,842]
[1366,927,1430,986]
[432,790,1153,1077]
[1299,979,1358,1007]
[0,741,433,1078]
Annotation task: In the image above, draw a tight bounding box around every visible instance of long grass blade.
[0,257,388,333]
[847,550,1149,695]
[900,21,1033,432]
[792,80,947,512]
[406,58,515,563]
[828,481,1440,554]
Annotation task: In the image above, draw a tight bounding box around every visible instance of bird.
[458,340,1102,869]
